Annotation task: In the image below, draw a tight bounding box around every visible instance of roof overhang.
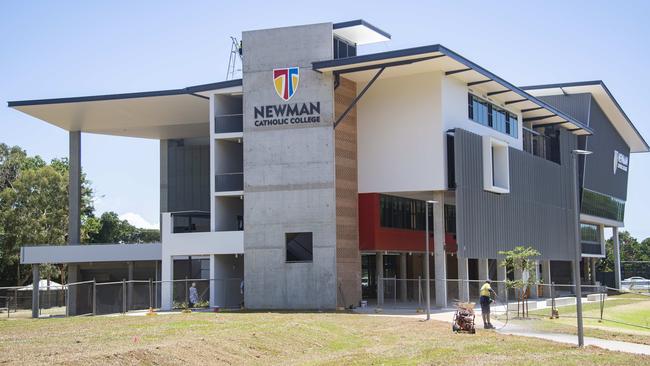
[521,81,649,153]
[7,79,242,139]
[313,45,593,136]
[333,19,391,45]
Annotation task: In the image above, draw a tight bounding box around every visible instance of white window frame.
[482,135,510,194]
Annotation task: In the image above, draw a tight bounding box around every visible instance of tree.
[0,144,93,286]
[88,212,160,244]
[499,246,540,318]
[597,231,650,273]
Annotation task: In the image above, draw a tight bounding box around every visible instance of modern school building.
[9,20,648,315]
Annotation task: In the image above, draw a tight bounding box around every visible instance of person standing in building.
[479,280,496,329]
[189,282,198,308]
[240,279,245,309]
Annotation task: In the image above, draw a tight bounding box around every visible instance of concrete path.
[498,324,650,355]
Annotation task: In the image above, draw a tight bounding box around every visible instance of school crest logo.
[273,67,299,101]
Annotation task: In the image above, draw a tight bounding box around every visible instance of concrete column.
[376,252,384,306]
[399,253,407,302]
[161,256,173,310]
[32,265,40,318]
[458,256,469,302]
[613,227,622,289]
[529,261,540,299]
[496,263,507,300]
[542,260,552,297]
[433,192,447,308]
[68,131,81,245]
[477,259,489,282]
[209,255,217,308]
[590,258,597,285]
[127,262,134,310]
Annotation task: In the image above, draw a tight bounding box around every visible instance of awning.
[7,79,242,139]
[313,45,593,136]
[333,19,391,45]
[521,81,649,153]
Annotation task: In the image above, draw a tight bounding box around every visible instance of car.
[621,276,650,291]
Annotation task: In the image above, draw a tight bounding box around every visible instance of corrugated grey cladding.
[583,99,630,201]
[166,142,210,212]
[538,93,591,125]
[454,128,577,261]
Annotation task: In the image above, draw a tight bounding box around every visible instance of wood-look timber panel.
[335,77,361,307]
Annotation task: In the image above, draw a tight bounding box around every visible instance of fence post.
[149,278,153,310]
[418,276,422,308]
[65,285,69,317]
[185,276,189,306]
[122,279,126,314]
[92,279,97,316]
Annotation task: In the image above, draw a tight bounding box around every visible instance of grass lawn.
[504,293,650,345]
[1,311,648,365]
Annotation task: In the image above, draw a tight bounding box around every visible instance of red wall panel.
[358,193,457,252]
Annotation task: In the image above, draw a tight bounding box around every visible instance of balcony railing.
[171,211,210,233]
[214,114,243,134]
[215,172,244,192]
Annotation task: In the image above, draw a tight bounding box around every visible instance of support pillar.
[209,255,217,308]
[161,256,173,311]
[613,227,622,289]
[376,252,384,306]
[542,260,552,297]
[530,261,539,299]
[496,263,507,300]
[477,259,489,282]
[399,253,407,302]
[590,258,597,285]
[433,192,447,308]
[32,265,40,318]
[458,256,469,302]
[68,131,81,245]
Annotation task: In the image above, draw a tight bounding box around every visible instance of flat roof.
[313,44,594,136]
[7,79,242,139]
[521,81,649,153]
[332,19,391,45]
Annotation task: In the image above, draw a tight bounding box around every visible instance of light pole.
[572,149,591,347]
[424,200,438,321]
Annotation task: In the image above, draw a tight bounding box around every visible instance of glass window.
[286,232,313,262]
[468,93,519,138]
[581,189,625,222]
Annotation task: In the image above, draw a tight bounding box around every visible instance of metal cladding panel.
[538,93,592,125]
[167,143,210,212]
[584,99,630,201]
[454,128,577,261]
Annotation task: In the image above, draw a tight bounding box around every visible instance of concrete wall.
[335,77,361,308]
[242,23,337,309]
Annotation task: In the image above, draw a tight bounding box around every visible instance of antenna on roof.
[226,36,243,80]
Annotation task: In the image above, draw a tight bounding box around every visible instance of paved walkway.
[498,324,650,355]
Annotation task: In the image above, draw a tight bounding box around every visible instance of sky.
[1,1,649,239]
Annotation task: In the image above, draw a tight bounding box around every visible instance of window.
[286,232,313,262]
[379,195,432,231]
[580,223,603,256]
[333,37,357,59]
[469,94,518,138]
[482,136,510,194]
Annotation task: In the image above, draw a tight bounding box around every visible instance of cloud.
[119,212,158,230]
